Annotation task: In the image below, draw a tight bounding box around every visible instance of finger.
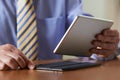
[17,49,29,65]
[90,48,115,57]
[4,51,27,69]
[0,53,19,69]
[96,34,119,43]
[11,48,29,68]
[8,45,29,68]
[102,29,119,37]
[28,60,35,70]
[0,60,10,70]
[92,40,118,50]
[0,44,27,69]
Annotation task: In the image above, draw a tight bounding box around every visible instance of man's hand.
[0,44,35,70]
[90,29,119,58]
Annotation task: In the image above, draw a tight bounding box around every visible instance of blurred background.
[83,0,120,31]
[64,0,120,59]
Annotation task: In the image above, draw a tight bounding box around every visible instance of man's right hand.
[0,44,35,70]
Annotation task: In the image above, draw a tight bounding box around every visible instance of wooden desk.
[1,59,120,80]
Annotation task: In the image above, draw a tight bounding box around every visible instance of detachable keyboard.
[35,61,101,71]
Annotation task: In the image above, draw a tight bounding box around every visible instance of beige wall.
[83,0,120,30]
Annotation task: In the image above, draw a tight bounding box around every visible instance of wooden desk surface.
[1,59,120,80]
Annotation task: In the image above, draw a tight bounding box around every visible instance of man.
[0,0,119,70]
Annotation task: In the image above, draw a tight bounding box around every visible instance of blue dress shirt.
[0,0,92,60]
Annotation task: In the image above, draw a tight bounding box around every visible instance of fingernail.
[29,64,35,70]
[28,61,35,70]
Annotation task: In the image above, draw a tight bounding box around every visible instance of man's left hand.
[90,29,119,58]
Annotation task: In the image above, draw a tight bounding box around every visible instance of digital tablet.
[53,16,113,57]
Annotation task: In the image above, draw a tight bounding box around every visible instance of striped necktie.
[17,0,38,60]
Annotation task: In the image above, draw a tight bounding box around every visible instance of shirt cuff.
[90,53,116,61]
